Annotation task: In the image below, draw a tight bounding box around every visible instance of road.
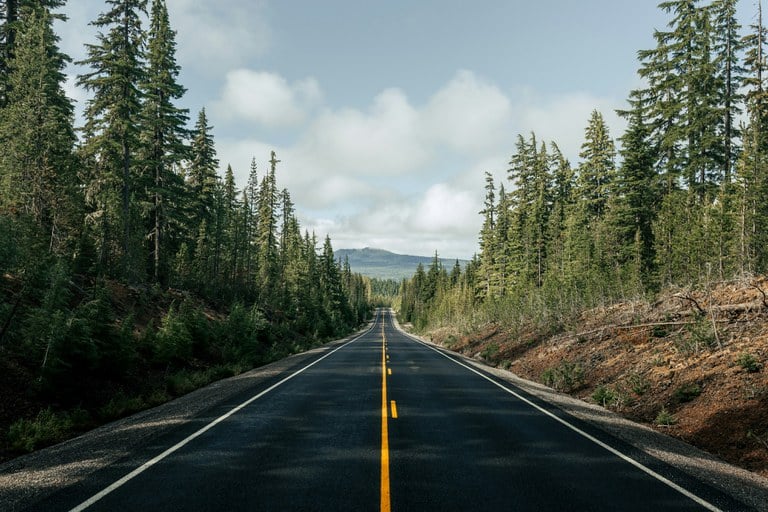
[29,309,752,511]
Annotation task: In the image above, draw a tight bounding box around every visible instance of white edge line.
[396,328,722,512]
[69,321,376,512]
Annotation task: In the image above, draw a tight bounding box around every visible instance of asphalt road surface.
[30,309,752,511]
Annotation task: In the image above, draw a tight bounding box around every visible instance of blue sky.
[59,1,760,259]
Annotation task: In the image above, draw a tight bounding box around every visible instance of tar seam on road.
[67,322,376,512]
[381,323,391,512]
[401,330,724,512]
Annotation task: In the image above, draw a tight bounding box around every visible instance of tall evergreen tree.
[139,0,189,282]
[77,0,148,279]
[187,108,218,228]
[257,151,279,304]
[0,4,77,253]
[611,96,659,284]
[577,110,616,220]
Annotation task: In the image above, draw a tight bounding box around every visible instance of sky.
[57,0,761,260]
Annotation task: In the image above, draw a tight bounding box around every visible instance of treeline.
[0,0,370,442]
[400,0,768,332]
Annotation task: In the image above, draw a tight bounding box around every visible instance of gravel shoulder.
[0,326,371,512]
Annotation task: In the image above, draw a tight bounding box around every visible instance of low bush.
[737,353,762,373]
[7,408,83,453]
[655,407,677,426]
[592,385,617,407]
[541,360,585,392]
[673,382,702,403]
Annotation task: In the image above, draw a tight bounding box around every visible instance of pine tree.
[577,110,616,220]
[187,108,219,228]
[612,93,659,283]
[477,171,496,298]
[257,151,279,304]
[0,4,77,253]
[710,0,743,183]
[738,0,768,272]
[77,0,148,279]
[140,0,189,282]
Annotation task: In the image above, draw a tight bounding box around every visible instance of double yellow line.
[380,322,391,512]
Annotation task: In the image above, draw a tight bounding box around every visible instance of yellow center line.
[390,400,398,419]
[381,323,391,512]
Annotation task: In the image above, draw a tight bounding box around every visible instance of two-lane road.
[29,309,752,511]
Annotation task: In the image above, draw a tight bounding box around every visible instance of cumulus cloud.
[422,70,513,153]
[297,88,428,176]
[212,70,321,126]
[513,90,626,161]
[167,0,271,74]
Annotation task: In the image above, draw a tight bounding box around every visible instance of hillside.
[419,277,768,478]
[336,247,468,280]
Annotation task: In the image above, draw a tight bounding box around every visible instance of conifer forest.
[400,0,768,335]
[0,0,370,454]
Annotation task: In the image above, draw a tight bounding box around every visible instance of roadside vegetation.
[0,1,371,459]
[397,0,768,478]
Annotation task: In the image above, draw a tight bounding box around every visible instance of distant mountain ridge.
[336,247,468,280]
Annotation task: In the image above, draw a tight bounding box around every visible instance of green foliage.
[7,407,88,453]
[673,382,702,403]
[154,304,193,365]
[627,371,650,396]
[480,343,499,360]
[736,353,762,373]
[99,393,147,420]
[541,360,585,392]
[592,385,617,407]
[655,407,677,426]
[217,302,267,365]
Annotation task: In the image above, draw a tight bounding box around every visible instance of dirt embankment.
[426,277,768,478]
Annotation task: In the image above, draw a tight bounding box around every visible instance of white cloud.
[212,70,321,127]
[167,0,271,74]
[297,88,429,176]
[411,183,479,234]
[513,91,626,162]
[423,70,513,153]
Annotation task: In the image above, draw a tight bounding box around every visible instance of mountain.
[336,247,469,280]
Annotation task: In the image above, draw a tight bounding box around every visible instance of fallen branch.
[673,294,707,315]
[751,282,768,310]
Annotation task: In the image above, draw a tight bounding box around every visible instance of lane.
[383,312,750,512]
[35,314,386,512]
[27,308,753,511]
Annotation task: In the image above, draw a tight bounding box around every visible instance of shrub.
[655,407,677,426]
[154,305,193,364]
[673,382,701,403]
[737,353,762,373]
[8,408,73,453]
[480,343,499,360]
[627,371,650,395]
[99,393,147,420]
[592,385,617,407]
[541,360,585,392]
